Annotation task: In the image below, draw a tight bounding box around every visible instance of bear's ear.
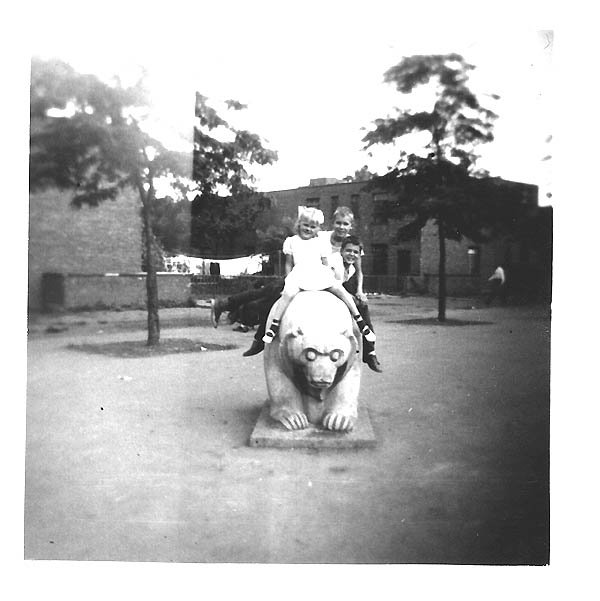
[290,326,304,337]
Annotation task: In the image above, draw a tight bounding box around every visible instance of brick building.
[262,178,550,298]
[28,187,142,310]
[27,176,550,311]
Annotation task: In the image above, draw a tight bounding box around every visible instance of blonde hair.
[333,205,354,224]
[295,206,324,233]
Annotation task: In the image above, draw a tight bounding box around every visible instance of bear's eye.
[329,350,342,362]
[305,349,317,361]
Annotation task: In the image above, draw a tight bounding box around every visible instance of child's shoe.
[365,353,383,373]
[243,339,265,356]
[262,319,280,343]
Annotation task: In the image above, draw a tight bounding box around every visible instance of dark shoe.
[243,339,265,357]
[365,354,383,373]
[210,298,228,328]
[233,324,250,332]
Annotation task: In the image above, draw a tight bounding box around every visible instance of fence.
[421,274,483,297]
[362,275,428,295]
[38,271,499,313]
[190,274,284,299]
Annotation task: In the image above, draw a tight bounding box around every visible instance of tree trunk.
[140,181,160,346]
[438,219,447,322]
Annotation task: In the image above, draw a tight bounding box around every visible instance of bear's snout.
[309,377,333,389]
[304,355,338,389]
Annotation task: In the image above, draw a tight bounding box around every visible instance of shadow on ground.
[67,338,237,358]
[387,318,494,326]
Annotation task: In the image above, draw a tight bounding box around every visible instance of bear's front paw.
[322,413,355,432]
[275,411,309,431]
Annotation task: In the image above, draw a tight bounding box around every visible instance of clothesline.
[164,253,267,276]
[171,251,278,260]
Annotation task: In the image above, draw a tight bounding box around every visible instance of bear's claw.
[278,412,309,431]
[322,413,355,432]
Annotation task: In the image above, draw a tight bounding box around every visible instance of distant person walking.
[485,265,507,305]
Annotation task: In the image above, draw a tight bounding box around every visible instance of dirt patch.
[67,338,237,358]
[388,318,494,326]
[45,325,70,334]
[329,466,350,473]
[44,320,89,333]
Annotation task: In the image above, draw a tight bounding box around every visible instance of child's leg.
[263,289,295,343]
[355,299,374,332]
[211,282,284,328]
[355,299,382,371]
[326,285,376,342]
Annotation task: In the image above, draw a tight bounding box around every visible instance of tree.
[190,188,272,256]
[255,217,296,274]
[343,165,376,182]
[191,93,278,257]
[255,218,295,255]
[30,58,276,344]
[151,195,192,255]
[362,53,509,321]
[193,93,277,195]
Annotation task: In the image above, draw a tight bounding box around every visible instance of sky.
[25,1,554,203]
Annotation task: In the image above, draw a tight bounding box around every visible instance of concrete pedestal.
[249,402,377,449]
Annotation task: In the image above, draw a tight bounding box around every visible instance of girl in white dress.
[263,206,376,344]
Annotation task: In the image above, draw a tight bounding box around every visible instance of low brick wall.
[39,273,285,312]
[41,273,192,311]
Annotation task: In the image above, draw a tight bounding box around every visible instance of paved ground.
[25,295,550,563]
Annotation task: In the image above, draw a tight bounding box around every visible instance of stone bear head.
[283,325,357,391]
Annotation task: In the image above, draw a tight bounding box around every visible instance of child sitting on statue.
[262,207,376,344]
[336,235,382,372]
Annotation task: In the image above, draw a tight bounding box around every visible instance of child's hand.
[356,291,367,303]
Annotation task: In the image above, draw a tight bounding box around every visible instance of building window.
[305,197,320,209]
[350,194,360,220]
[371,244,388,275]
[372,194,393,224]
[397,249,411,275]
[467,246,481,275]
[330,195,339,218]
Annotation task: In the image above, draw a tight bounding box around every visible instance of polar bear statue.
[263,290,362,432]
